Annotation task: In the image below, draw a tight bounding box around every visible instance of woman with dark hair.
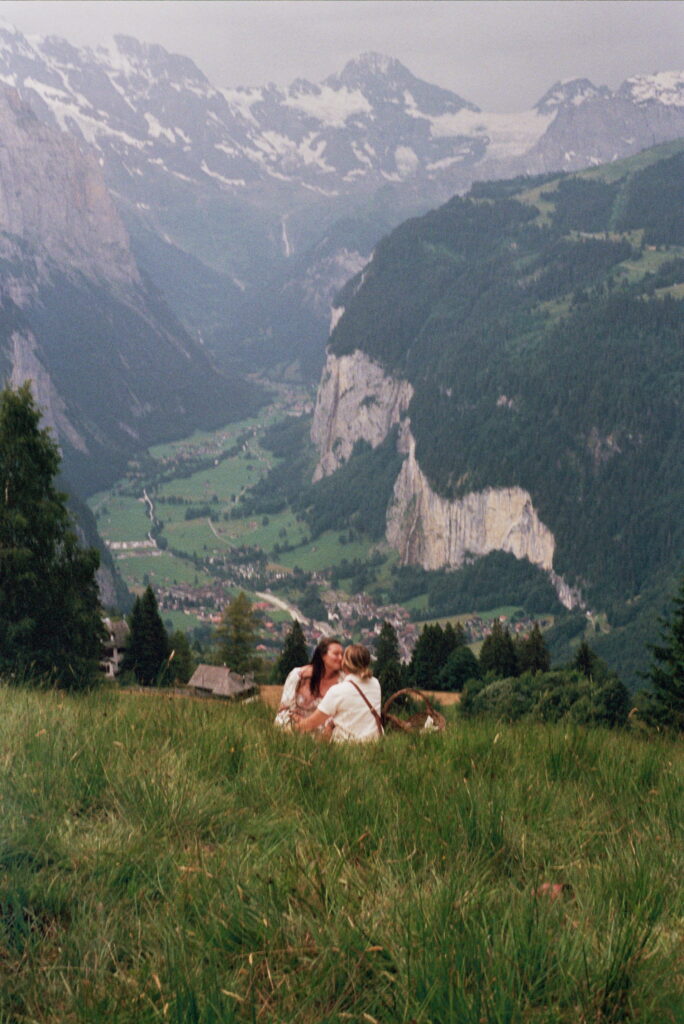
[274,636,344,729]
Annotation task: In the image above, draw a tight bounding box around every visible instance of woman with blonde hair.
[296,644,382,742]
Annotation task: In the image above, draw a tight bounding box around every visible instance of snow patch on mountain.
[144,112,175,142]
[622,71,684,106]
[283,84,372,127]
[395,145,419,177]
[427,108,554,159]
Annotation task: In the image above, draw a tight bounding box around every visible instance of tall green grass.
[0,686,681,1022]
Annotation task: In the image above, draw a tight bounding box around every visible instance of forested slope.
[327,142,684,681]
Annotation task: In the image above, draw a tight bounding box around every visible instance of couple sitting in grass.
[274,636,382,742]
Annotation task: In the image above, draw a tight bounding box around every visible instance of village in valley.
[91,389,554,671]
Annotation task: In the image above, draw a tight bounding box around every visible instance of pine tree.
[122,586,170,685]
[215,591,259,673]
[479,620,518,678]
[275,619,308,682]
[374,621,400,678]
[168,629,195,685]
[644,575,684,730]
[516,622,550,675]
[0,383,104,685]
[374,620,404,702]
[409,623,462,686]
[573,639,599,679]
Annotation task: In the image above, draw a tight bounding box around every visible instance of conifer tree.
[374,621,400,678]
[573,638,599,679]
[374,620,404,702]
[275,619,308,682]
[0,383,104,685]
[410,621,464,685]
[479,620,518,678]
[122,586,170,685]
[643,575,684,730]
[168,629,195,685]
[215,591,259,673]
[516,622,550,675]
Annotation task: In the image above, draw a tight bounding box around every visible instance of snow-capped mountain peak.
[620,70,684,107]
[535,78,612,114]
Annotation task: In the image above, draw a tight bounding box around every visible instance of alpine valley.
[0,21,683,682]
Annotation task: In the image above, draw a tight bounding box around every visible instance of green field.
[1,686,682,1023]
[276,530,374,572]
[91,494,151,542]
[114,551,215,590]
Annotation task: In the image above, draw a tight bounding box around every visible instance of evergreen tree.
[275,619,308,682]
[374,621,404,702]
[122,586,170,685]
[479,620,518,678]
[374,621,400,677]
[215,591,259,673]
[573,639,599,679]
[0,383,104,685]
[516,622,551,675]
[643,575,684,729]
[379,660,407,705]
[410,622,465,686]
[168,629,195,685]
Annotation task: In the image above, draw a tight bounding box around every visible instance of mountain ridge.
[1,23,684,375]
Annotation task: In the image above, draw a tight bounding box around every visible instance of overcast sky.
[1,1,682,111]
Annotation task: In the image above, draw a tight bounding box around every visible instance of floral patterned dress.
[274,666,320,728]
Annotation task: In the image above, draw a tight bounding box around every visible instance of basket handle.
[381,687,439,719]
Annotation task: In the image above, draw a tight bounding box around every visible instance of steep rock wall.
[311,350,413,480]
[312,348,581,608]
[387,429,554,570]
[0,88,138,285]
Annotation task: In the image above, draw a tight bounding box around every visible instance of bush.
[460,669,630,727]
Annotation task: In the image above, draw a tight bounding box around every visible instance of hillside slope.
[312,143,684,683]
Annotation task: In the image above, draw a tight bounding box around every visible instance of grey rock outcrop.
[311,350,413,480]
[312,348,580,608]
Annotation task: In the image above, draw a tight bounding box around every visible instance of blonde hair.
[342,644,373,680]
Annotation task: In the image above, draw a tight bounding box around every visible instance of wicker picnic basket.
[381,688,446,733]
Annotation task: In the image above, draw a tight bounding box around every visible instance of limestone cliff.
[311,350,413,480]
[312,348,581,609]
[386,429,555,572]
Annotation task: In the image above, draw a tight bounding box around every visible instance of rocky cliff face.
[0,88,137,285]
[311,350,413,480]
[386,428,556,572]
[312,349,579,608]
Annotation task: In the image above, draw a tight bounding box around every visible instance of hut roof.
[187,664,257,700]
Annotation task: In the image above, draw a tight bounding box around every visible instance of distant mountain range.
[1,23,683,372]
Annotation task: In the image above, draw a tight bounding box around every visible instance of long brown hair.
[309,636,342,697]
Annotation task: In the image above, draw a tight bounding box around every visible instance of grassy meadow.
[1,686,682,1023]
